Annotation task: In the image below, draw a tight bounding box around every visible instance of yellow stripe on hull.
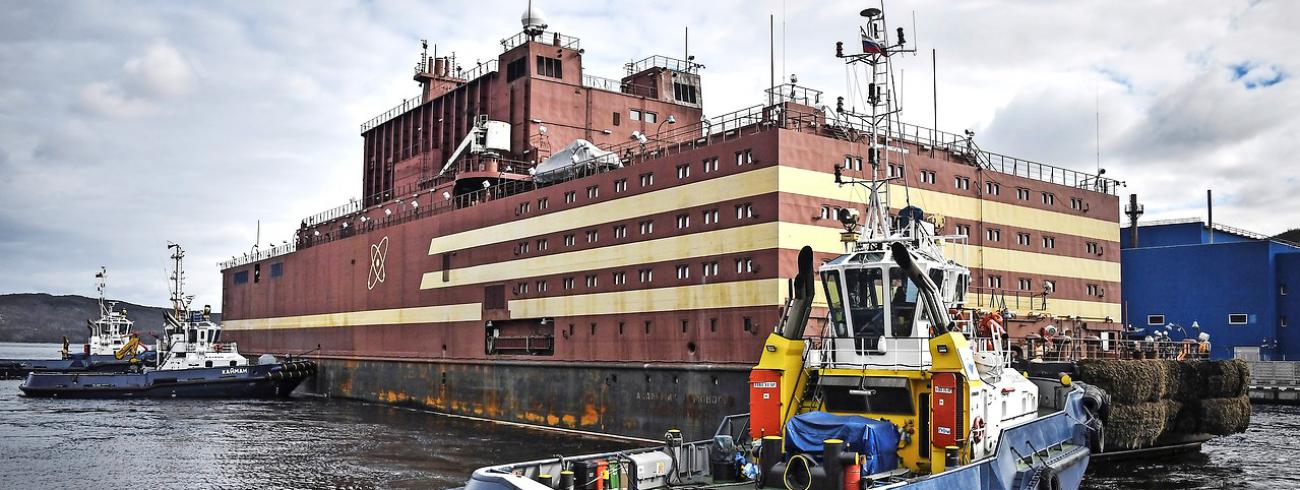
[421,222,781,290]
[223,303,483,331]
[506,279,784,318]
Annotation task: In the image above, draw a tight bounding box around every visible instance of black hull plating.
[0,353,157,379]
[19,361,315,399]
[305,357,749,440]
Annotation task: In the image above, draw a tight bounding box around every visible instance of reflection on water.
[1082,403,1300,490]
[3,343,1297,489]
[0,343,632,489]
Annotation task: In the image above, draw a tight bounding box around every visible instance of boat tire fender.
[1037,467,1061,490]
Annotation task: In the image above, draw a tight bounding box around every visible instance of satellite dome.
[521,5,548,35]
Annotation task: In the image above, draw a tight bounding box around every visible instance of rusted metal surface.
[308,357,746,440]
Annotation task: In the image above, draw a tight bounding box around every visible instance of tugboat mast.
[834,4,916,245]
[167,242,191,317]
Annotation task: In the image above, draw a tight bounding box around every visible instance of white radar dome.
[521,6,548,34]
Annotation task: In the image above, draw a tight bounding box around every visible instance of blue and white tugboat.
[19,243,315,398]
[461,4,1106,489]
[0,267,157,379]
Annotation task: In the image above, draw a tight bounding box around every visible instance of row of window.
[877,162,1090,212]
[232,262,283,285]
[515,203,757,256]
[1146,313,1266,327]
[513,257,758,296]
[516,149,755,216]
[979,228,1082,251]
[565,317,758,339]
[506,56,565,82]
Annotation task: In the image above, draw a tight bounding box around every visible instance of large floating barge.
[219,6,1123,440]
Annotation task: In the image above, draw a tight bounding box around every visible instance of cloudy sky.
[1,0,1296,307]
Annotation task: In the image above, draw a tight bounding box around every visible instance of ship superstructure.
[219,5,1123,439]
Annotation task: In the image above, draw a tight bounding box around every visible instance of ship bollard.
[944,446,960,470]
[559,470,575,490]
[535,473,553,488]
[822,439,859,490]
[823,439,846,490]
[758,436,783,488]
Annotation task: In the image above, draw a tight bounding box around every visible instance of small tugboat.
[0,267,156,379]
[460,5,1106,489]
[19,243,315,398]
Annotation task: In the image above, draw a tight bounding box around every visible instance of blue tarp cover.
[784,411,901,475]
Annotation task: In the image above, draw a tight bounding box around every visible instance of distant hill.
[0,293,221,344]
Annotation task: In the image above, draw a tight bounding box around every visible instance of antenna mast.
[832,3,915,242]
[167,242,188,316]
[95,266,107,317]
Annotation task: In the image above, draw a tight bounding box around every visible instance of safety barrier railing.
[1003,335,1211,363]
[806,336,934,371]
[455,59,499,84]
[968,287,1049,312]
[500,30,580,52]
[287,101,1119,268]
[580,74,659,98]
[219,242,297,270]
[624,54,700,75]
[798,107,1122,195]
[360,94,424,133]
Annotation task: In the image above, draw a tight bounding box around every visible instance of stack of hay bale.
[1074,359,1251,451]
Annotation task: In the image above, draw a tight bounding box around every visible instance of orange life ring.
[978,312,1005,337]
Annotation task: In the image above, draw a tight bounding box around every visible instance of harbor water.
[1,342,1296,489]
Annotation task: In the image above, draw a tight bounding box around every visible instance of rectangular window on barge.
[233,270,249,284]
[270,262,283,278]
[535,56,563,78]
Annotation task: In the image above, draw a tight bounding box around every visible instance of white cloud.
[77,40,194,117]
[0,0,1297,307]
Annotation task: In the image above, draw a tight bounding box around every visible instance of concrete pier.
[1248,361,1300,404]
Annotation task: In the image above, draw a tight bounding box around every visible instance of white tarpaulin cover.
[532,139,621,184]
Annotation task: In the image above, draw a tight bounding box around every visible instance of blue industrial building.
[1122,219,1300,360]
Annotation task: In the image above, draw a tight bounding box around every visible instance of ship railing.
[968,287,1049,312]
[580,104,771,167]
[500,30,580,52]
[625,54,701,75]
[487,334,555,355]
[360,94,424,134]
[1248,361,1300,386]
[1001,335,1211,363]
[304,200,365,228]
[794,107,1121,195]
[220,242,298,270]
[580,74,659,98]
[806,336,934,371]
[359,60,500,135]
[1141,217,1299,245]
[455,59,500,85]
[290,103,799,254]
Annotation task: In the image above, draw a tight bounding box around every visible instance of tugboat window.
[843,268,886,338]
[887,268,919,337]
[822,271,847,336]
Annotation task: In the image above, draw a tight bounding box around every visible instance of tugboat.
[0,267,156,379]
[19,243,316,398]
[460,5,1106,489]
